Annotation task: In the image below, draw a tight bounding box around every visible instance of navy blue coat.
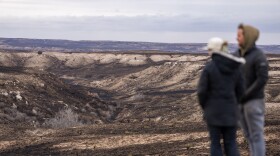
[197,52,245,126]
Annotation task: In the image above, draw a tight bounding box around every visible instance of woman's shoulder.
[203,61,215,72]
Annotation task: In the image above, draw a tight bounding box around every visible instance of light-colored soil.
[0,51,279,155]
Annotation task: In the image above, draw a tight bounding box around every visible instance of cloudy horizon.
[0,0,279,45]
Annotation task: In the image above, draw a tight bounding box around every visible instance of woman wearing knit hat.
[198,37,245,156]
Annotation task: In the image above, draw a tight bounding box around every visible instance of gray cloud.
[0,0,279,44]
[1,15,279,32]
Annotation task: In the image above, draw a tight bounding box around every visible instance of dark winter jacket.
[197,52,245,126]
[234,24,269,103]
[234,46,269,103]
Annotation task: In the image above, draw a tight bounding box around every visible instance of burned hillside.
[0,51,279,155]
[0,65,119,126]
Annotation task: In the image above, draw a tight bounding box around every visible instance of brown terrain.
[0,51,279,156]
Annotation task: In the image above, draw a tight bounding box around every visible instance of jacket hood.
[240,24,259,56]
[212,51,245,73]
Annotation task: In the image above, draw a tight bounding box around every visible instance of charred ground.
[0,51,279,155]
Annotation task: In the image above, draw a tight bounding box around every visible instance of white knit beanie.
[203,37,228,53]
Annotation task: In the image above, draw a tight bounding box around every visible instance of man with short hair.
[235,24,269,156]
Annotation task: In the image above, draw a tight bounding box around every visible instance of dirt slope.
[0,65,119,126]
[0,51,279,155]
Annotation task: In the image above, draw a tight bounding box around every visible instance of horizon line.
[0,36,279,46]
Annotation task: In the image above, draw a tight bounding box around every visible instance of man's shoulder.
[244,46,265,58]
[253,47,265,54]
[245,47,268,67]
[253,47,267,60]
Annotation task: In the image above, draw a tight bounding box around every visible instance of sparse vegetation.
[0,52,279,155]
[44,108,83,128]
[130,93,145,101]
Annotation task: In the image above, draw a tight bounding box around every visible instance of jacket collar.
[212,51,246,64]
[239,45,256,57]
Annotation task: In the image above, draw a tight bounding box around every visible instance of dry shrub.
[130,93,145,101]
[44,108,83,128]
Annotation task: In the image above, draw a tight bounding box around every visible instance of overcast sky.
[0,0,279,44]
